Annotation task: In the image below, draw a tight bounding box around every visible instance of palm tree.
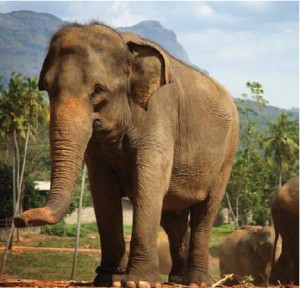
[264,113,299,189]
[0,73,48,276]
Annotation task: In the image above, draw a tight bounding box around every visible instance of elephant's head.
[249,226,275,263]
[14,24,170,227]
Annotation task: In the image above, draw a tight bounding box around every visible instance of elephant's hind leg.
[187,167,234,286]
[160,210,190,285]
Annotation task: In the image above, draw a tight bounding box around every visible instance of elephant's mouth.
[91,118,124,144]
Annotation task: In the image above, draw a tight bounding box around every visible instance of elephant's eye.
[90,84,108,105]
[93,84,106,96]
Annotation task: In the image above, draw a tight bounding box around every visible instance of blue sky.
[1,1,299,109]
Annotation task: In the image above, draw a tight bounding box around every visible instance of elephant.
[218,226,281,285]
[270,176,299,285]
[13,23,239,288]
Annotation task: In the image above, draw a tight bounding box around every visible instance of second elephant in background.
[218,226,281,285]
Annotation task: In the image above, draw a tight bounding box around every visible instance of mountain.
[0,11,204,86]
[237,100,299,128]
[118,20,208,73]
[118,20,191,64]
[0,11,64,85]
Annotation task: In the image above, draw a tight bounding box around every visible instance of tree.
[264,113,299,189]
[0,73,48,275]
[0,72,49,215]
[226,81,271,227]
[0,164,43,218]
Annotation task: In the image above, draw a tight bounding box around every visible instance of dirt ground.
[0,279,298,288]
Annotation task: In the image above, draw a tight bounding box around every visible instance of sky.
[0,1,299,109]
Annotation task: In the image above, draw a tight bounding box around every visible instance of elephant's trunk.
[14,103,92,227]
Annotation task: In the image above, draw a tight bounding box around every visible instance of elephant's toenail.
[189,283,199,288]
[126,281,137,288]
[138,281,151,288]
[154,282,162,288]
[113,281,122,287]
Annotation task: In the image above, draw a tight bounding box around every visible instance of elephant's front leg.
[126,150,173,288]
[86,154,127,287]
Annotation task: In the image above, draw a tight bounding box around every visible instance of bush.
[41,222,98,237]
[0,164,46,219]
[41,222,68,236]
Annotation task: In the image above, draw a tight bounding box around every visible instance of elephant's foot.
[168,273,186,285]
[93,265,126,287]
[186,270,213,287]
[124,271,162,288]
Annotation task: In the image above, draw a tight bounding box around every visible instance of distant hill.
[0,11,64,85]
[237,99,299,129]
[0,10,298,123]
[0,11,206,85]
[117,20,208,74]
[118,20,191,64]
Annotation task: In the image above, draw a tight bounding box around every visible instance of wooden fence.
[0,218,41,241]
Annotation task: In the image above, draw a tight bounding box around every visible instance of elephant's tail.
[272,229,279,266]
[271,206,280,266]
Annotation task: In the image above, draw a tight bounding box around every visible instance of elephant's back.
[219,229,248,256]
[169,56,238,154]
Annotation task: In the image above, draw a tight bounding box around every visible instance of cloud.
[101,2,148,27]
[176,18,298,109]
[108,8,147,27]
[239,1,271,12]
[196,4,214,17]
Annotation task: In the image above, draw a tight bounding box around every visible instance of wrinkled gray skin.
[270,176,299,285]
[14,24,239,288]
[219,226,280,285]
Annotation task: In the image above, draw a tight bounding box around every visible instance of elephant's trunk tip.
[14,207,58,228]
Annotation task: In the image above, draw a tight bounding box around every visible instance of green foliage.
[241,275,255,285]
[41,222,69,237]
[228,82,271,227]
[22,179,47,211]
[0,72,48,139]
[264,112,299,187]
[0,164,44,218]
[226,82,299,227]
[41,222,99,237]
[0,164,13,218]
[68,179,92,214]
[0,73,49,216]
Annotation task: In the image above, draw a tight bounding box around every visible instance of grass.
[0,250,99,281]
[209,224,235,257]
[0,223,235,281]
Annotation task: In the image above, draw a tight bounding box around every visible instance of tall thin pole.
[71,164,87,280]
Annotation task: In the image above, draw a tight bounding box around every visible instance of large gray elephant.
[219,226,281,285]
[14,23,239,288]
[270,176,299,285]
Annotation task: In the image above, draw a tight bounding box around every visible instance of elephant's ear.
[38,54,51,91]
[122,32,171,110]
[249,230,259,252]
